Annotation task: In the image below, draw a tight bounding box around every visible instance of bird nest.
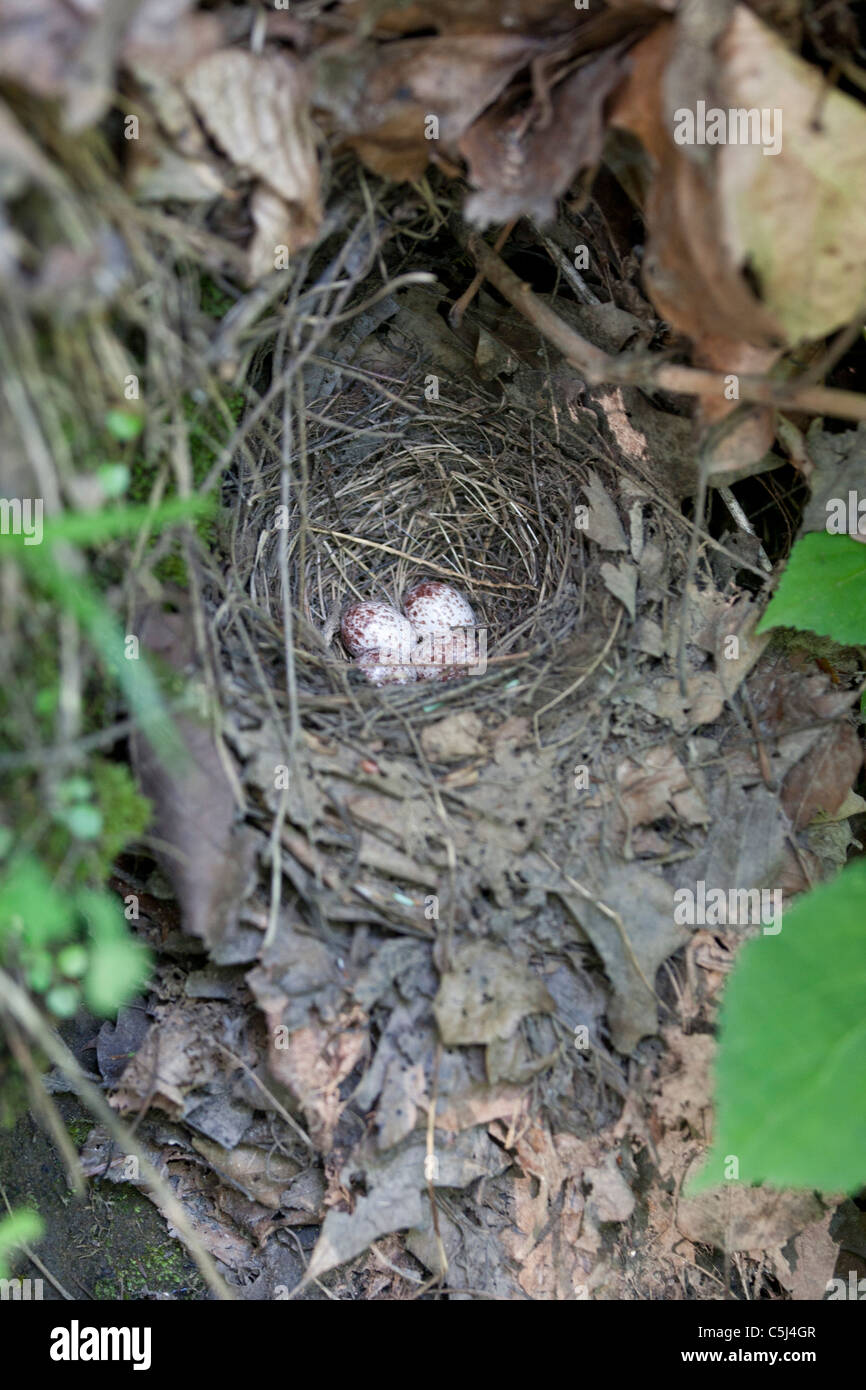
[238,380,594,732]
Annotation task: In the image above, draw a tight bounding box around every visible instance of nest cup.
[242,385,581,725]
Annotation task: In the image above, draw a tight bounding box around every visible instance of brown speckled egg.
[403,581,476,680]
[357,650,418,687]
[341,600,415,661]
[410,631,467,682]
[403,581,475,640]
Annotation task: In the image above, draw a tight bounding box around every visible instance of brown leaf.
[190,1137,299,1210]
[581,467,628,552]
[461,45,629,226]
[716,6,866,344]
[774,1212,841,1301]
[677,1185,823,1252]
[316,34,543,182]
[781,722,863,831]
[130,606,257,959]
[559,864,688,1054]
[420,710,485,762]
[0,0,88,102]
[266,1011,366,1152]
[615,745,709,830]
[0,0,220,129]
[608,21,783,361]
[184,49,321,273]
[370,0,586,36]
[433,941,555,1046]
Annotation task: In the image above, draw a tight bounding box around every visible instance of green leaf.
[25,949,54,992]
[45,983,80,1018]
[0,1209,44,1278]
[692,859,866,1193]
[83,935,150,1015]
[756,532,866,645]
[105,409,143,442]
[0,495,212,553]
[0,856,75,946]
[58,777,92,803]
[55,804,103,840]
[97,464,130,498]
[56,943,88,978]
[78,889,151,1014]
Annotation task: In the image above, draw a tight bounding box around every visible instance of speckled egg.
[403,581,475,680]
[357,649,418,688]
[341,600,415,662]
[410,631,468,682]
[402,581,476,640]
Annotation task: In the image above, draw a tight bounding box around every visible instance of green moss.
[18,758,151,887]
[89,760,152,871]
[199,273,235,320]
[90,1197,204,1300]
[65,1118,92,1147]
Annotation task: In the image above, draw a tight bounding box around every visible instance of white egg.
[410,631,469,682]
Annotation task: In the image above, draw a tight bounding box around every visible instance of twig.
[466,236,866,423]
[449,220,515,329]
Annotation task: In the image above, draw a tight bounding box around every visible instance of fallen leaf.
[266,1011,366,1152]
[433,940,555,1046]
[314,34,543,182]
[184,49,321,276]
[581,466,628,552]
[559,864,687,1054]
[461,45,628,226]
[130,606,257,960]
[677,1185,823,1252]
[420,710,485,761]
[601,558,638,618]
[717,6,866,344]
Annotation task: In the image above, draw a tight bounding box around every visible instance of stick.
[466,236,866,424]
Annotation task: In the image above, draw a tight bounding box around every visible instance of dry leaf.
[266,1011,366,1152]
[433,941,555,1046]
[184,49,321,274]
[461,45,628,226]
[677,1185,823,1252]
[717,6,866,344]
[315,34,543,182]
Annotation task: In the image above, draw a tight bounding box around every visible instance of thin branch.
[466,236,866,424]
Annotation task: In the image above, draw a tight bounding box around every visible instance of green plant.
[756,532,866,646]
[0,1208,43,1280]
[692,859,866,1193]
[698,530,866,1195]
[0,855,150,1019]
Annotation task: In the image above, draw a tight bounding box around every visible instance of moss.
[14,758,150,887]
[89,1193,205,1300]
[89,760,152,872]
[199,273,235,320]
[65,1117,92,1147]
